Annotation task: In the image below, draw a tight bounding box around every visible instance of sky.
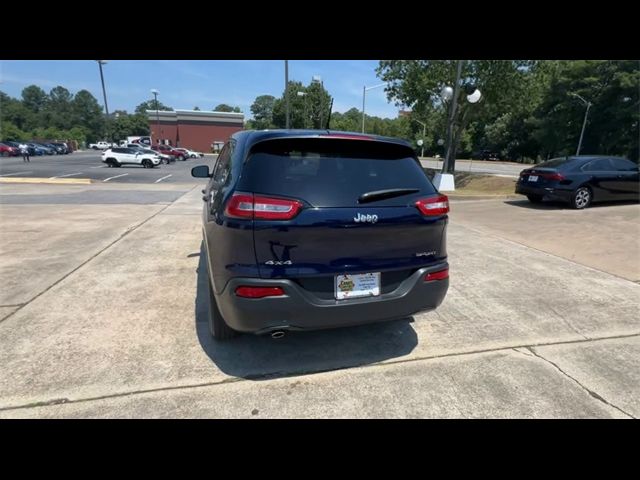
[0,60,400,119]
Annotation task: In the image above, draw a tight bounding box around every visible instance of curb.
[0,177,92,185]
[446,194,520,200]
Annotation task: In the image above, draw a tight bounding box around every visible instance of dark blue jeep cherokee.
[192,130,449,340]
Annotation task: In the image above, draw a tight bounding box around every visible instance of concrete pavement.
[0,185,638,418]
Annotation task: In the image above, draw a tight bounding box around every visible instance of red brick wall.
[150,121,243,152]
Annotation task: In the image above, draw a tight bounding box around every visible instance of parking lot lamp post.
[413,118,427,158]
[362,83,385,133]
[297,91,308,128]
[285,60,290,129]
[151,89,160,145]
[96,60,110,141]
[570,92,592,156]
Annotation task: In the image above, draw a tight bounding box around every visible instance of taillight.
[225,192,303,220]
[415,195,449,216]
[541,172,565,181]
[424,268,449,281]
[235,286,285,298]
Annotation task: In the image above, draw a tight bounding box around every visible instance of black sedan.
[516,156,639,209]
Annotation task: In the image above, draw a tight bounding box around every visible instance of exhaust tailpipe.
[271,331,285,339]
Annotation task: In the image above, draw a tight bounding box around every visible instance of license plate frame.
[335,272,381,300]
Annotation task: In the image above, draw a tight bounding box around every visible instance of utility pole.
[285,60,290,129]
[96,60,110,141]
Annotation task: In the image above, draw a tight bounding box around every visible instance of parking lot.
[0,151,215,185]
[1,173,638,418]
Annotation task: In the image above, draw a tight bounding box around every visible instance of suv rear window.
[238,138,436,207]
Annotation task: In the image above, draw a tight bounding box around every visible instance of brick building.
[146,109,244,152]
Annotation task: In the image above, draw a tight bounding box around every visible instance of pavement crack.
[0,185,199,326]
[2,331,639,414]
[524,346,635,419]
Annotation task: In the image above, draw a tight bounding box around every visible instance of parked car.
[151,144,185,161]
[133,146,173,164]
[191,130,450,340]
[101,147,161,168]
[26,143,49,155]
[0,142,20,157]
[477,150,501,161]
[174,147,203,158]
[516,155,639,209]
[51,142,70,154]
[90,141,113,150]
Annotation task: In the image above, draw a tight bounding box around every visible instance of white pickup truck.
[89,141,115,150]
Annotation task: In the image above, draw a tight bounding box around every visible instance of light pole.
[413,118,427,158]
[435,60,482,191]
[151,89,160,145]
[96,60,110,141]
[362,83,385,133]
[570,92,592,156]
[297,91,308,128]
[285,60,290,129]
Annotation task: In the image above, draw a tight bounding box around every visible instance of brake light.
[415,195,449,216]
[235,286,285,298]
[540,172,565,181]
[424,268,449,281]
[225,193,303,220]
[319,133,374,141]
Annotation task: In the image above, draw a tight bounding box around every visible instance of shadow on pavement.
[505,198,639,210]
[193,242,418,380]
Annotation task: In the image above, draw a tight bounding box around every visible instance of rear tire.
[571,186,592,209]
[207,273,237,340]
[527,194,544,203]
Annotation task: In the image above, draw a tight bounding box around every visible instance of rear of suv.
[192,130,449,340]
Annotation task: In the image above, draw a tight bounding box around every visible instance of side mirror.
[191,165,212,178]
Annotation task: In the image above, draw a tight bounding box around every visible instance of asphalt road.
[420,158,525,177]
[0,151,216,184]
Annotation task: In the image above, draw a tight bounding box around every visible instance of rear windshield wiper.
[358,188,420,204]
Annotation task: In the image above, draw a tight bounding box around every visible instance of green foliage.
[250,95,277,130]
[377,60,639,163]
[214,104,242,113]
[135,99,172,114]
[272,80,333,129]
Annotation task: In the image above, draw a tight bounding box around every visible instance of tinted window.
[610,158,637,171]
[537,157,570,168]
[239,138,436,207]
[212,142,233,184]
[582,159,613,172]
[112,148,124,153]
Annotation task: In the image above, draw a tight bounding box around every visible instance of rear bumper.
[215,264,449,334]
[515,183,573,202]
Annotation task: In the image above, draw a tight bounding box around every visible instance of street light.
[435,60,482,192]
[151,89,160,145]
[297,91,309,128]
[96,60,110,141]
[285,60,290,129]
[362,83,385,133]
[569,92,592,156]
[412,118,427,158]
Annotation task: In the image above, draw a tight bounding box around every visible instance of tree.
[193,106,201,111]
[213,103,241,112]
[377,60,537,171]
[532,60,639,161]
[21,85,48,113]
[135,100,172,115]
[43,86,74,130]
[250,95,276,130]
[71,90,104,142]
[272,80,333,129]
